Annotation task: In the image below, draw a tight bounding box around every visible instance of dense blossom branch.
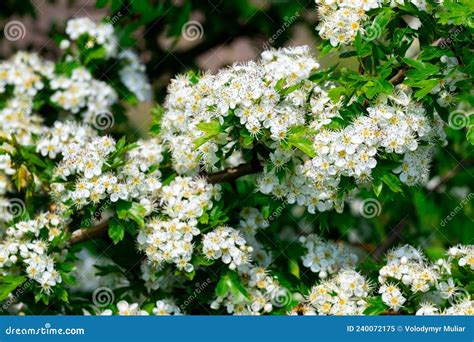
[69,161,262,245]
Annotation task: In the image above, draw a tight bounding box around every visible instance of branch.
[388,39,443,87]
[70,220,109,245]
[389,68,406,85]
[206,161,262,184]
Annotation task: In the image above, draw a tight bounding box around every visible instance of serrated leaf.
[108,218,125,244]
[0,275,26,301]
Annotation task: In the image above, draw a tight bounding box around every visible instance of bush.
[0,0,473,316]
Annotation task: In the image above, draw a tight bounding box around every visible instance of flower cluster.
[37,121,97,159]
[0,154,17,223]
[137,177,219,272]
[64,18,151,103]
[0,52,116,127]
[161,46,320,174]
[315,0,381,46]
[162,46,443,214]
[238,207,269,236]
[314,0,429,46]
[431,55,468,107]
[0,17,150,134]
[160,177,220,221]
[202,226,253,270]
[0,212,68,293]
[65,17,118,57]
[98,299,181,316]
[50,67,117,123]
[300,234,358,278]
[0,53,50,145]
[137,218,199,272]
[300,270,371,315]
[378,245,474,314]
[211,266,286,315]
[49,132,163,209]
[449,245,474,270]
[118,50,153,102]
[260,85,442,212]
[0,18,151,224]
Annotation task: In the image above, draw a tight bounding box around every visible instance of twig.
[389,68,406,85]
[206,161,262,184]
[70,220,109,245]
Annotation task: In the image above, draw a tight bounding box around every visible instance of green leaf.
[412,79,439,100]
[328,87,345,102]
[0,275,26,301]
[363,296,388,315]
[196,121,222,135]
[372,179,383,197]
[96,0,108,8]
[403,58,440,80]
[116,201,146,227]
[467,125,474,145]
[84,47,107,65]
[108,218,126,244]
[437,0,474,27]
[193,255,215,267]
[381,173,403,193]
[215,273,231,297]
[215,271,250,301]
[354,33,372,57]
[194,120,223,148]
[288,259,300,279]
[56,287,69,303]
[288,137,316,158]
[228,272,251,301]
